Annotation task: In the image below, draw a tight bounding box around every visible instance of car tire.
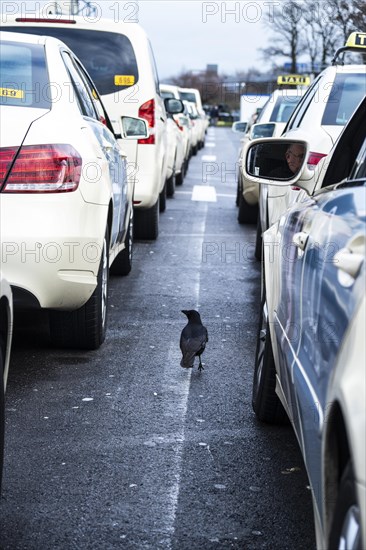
[134,200,159,241]
[238,192,258,224]
[252,295,287,423]
[0,347,4,493]
[166,174,175,197]
[175,170,183,186]
[159,182,167,212]
[329,461,362,549]
[236,179,240,207]
[254,216,262,261]
[110,210,133,276]
[49,230,109,350]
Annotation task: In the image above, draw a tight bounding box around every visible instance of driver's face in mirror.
[285,144,305,174]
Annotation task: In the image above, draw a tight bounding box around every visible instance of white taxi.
[236,86,306,224]
[2,14,169,240]
[0,31,147,350]
[253,32,366,257]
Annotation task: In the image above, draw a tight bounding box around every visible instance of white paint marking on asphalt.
[201,154,217,161]
[191,185,217,202]
[157,204,207,547]
[205,142,216,147]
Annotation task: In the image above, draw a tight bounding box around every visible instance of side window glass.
[287,77,321,130]
[72,57,109,127]
[62,51,98,120]
[148,40,160,94]
[349,137,366,179]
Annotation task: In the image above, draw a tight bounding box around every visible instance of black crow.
[180,310,208,371]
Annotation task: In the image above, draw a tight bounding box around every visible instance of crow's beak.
[181,310,188,316]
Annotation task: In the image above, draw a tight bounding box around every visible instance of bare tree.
[261,0,304,72]
[303,1,342,73]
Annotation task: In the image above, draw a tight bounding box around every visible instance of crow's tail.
[180,352,195,368]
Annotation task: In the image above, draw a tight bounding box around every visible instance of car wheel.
[134,200,159,240]
[159,182,167,212]
[175,170,183,186]
[252,296,287,423]
[110,210,133,276]
[166,174,175,197]
[236,179,240,207]
[49,230,109,350]
[329,461,362,550]
[0,347,4,493]
[238,192,258,224]
[254,216,262,261]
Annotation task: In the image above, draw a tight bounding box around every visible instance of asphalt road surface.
[0,127,316,550]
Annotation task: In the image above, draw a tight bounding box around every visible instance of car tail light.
[138,99,155,144]
[307,151,327,168]
[0,144,82,193]
[174,116,184,131]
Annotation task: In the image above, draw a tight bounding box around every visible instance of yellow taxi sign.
[0,87,24,99]
[114,75,135,86]
[277,74,310,86]
[345,32,366,49]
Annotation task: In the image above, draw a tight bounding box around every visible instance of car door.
[61,49,126,249]
[291,182,366,494]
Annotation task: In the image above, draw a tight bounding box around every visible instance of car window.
[269,96,302,122]
[160,91,175,99]
[62,50,98,119]
[286,76,321,130]
[179,91,196,103]
[0,40,50,109]
[148,40,160,94]
[321,72,366,125]
[349,137,366,179]
[5,26,139,94]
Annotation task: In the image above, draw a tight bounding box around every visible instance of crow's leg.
[198,357,204,371]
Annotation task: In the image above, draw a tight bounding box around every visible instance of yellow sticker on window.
[114,75,135,86]
[0,87,24,99]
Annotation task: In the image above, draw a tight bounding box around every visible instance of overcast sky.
[3,0,271,79]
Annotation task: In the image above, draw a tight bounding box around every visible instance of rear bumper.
[0,192,107,310]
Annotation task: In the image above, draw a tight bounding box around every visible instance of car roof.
[0,29,69,50]
[3,14,149,41]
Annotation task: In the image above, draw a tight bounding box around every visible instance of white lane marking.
[201,155,217,161]
[175,191,235,199]
[155,205,207,547]
[205,142,216,148]
[191,185,217,202]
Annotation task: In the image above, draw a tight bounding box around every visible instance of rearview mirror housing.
[120,116,149,139]
[232,121,247,134]
[243,138,315,194]
[164,98,184,114]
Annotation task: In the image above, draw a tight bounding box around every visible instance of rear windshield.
[322,72,366,125]
[0,40,50,108]
[179,91,197,103]
[5,27,139,95]
[269,96,302,122]
[160,91,175,99]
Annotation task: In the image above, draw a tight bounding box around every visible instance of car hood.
[0,106,49,147]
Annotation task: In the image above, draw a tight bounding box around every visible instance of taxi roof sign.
[345,32,366,49]
[332,32,366,64]
[277,74,310,86]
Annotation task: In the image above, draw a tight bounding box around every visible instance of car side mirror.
[164,98,184,114]
[120,116,149,139]
[244,139,311,186]
[232,121,247,134]
[249,122,276,140]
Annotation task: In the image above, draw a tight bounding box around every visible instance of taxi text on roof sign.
[277,75,311,86]
[345,32,366,48]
